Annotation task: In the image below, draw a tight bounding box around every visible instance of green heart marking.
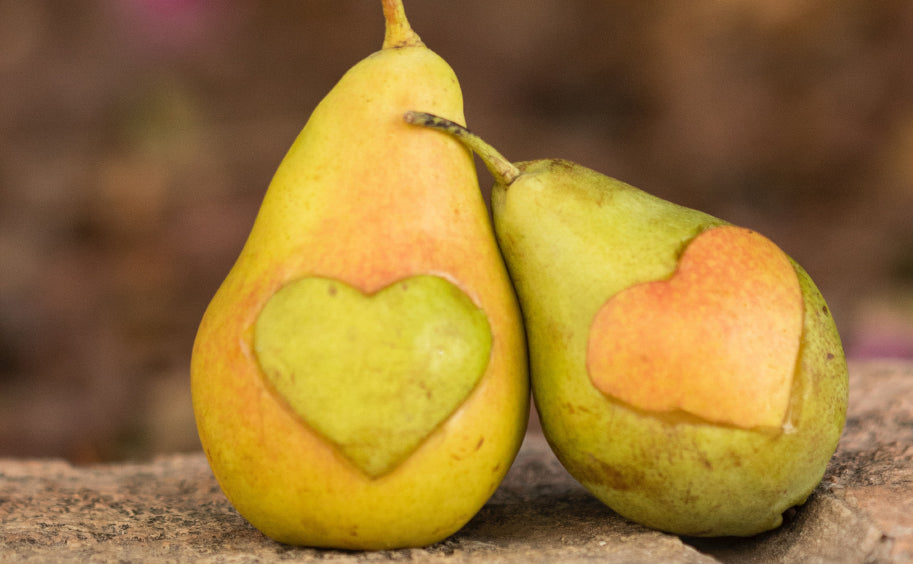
[253,275,492,478]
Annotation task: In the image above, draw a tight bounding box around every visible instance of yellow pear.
[404,112,847,537]
[190,2,528,549]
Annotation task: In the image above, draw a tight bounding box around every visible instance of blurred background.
[1,0,912,463]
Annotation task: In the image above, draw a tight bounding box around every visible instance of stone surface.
[1,361,910,563]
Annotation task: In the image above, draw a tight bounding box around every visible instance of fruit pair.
[191,0,847,548]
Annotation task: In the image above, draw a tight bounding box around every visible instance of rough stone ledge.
[1,361,911,563]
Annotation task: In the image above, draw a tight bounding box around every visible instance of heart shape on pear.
[254,275,492,478]
[587,226,803,429]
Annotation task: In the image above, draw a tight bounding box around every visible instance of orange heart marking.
[587,226,802,429]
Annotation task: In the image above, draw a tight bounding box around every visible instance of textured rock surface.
[1,361,910,563]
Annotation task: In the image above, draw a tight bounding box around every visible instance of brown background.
[1,1,912,463]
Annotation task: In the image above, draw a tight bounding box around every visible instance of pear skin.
[190,3,528,549]
[404,113,848,537]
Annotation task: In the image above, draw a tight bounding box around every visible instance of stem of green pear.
[404,111,521,185]
[382,0,424,49]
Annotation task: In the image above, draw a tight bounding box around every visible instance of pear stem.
[404,111,521,185]
[382,0,423,48]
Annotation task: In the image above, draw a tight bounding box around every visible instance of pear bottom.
[198,381,528,550]
[541,406,813,537]
[538,387,842,537]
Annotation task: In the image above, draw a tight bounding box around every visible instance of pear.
[405,112,848,537]
[190,3,528,550]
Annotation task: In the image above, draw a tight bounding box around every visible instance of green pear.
[190,3,528,550]
[405,112,848,537]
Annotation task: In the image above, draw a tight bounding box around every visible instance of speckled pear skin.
[190,1,528,549]
[492,158,847,537]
